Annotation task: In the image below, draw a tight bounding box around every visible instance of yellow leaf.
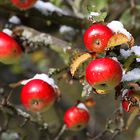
[107,33,134,49]
[70,52,92,77]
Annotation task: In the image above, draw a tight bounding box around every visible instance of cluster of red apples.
[83,23,139,114]
[0,3,140,131]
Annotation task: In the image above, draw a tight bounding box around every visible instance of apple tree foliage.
[0,0,140,140]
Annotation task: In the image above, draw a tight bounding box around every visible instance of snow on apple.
[21,73,58,89]
[77,103,89,112]
[2,28,13,36]
[64,106,90,131]
[107,20,132,40]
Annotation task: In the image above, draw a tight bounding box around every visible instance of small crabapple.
[21,79,56,112]
[122,90,139,112]
[11,0,37,10]
[83,23,113,53]
[0,32,22,64]
[86,57,122,92]
[64,104,89,131]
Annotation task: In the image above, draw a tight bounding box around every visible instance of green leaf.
[120,5,140,30]
[87,0,108,12]
[92,12,107,22]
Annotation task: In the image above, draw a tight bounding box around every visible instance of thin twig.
[54,124,66,140]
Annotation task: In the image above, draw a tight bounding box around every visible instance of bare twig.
[54,124,66,140]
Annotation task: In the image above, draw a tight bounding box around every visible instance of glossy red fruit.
[86,58,122,91]
[11,0,37,10]
[83,23,113,53]
[21,79,56,112]
[64,106,89,131]
[122,90,139,112]
[0,32,22,64]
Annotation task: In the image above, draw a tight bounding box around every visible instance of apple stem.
[54,124,67,140]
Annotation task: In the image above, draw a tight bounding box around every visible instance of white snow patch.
[120,49,131,59]
[136,58,140,62]
[77,103,89,112]
[120,46,140,58]
[107,20,132,40]
[123,68,140,81]
[21,73,58,89]
[131,45,140,56]
[34,0,66,15]
[59,25,74,34]
[89,12,100,16]
[2,28,13,36]
[9,16,21,24]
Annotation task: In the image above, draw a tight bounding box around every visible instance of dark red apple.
[83,23,113,53]
[11,0,37,10]
[0,32,22,64]
[122,90,139,112]
[21,79,56,112]
[86,57,122,92]
[64,106,89,131]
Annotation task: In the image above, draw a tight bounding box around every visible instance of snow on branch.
[34,0,68,15]
[120,45,140,60]
[123,68,140,81]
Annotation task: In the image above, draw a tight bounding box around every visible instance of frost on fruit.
[2,29,13,36]
[77,103,89,112]
[21,73,58,89]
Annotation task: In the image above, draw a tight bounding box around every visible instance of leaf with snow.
[88,12,107,23]
[107,20,132,40]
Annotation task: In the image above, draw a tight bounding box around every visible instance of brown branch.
[0,3,88,29]
[54,124,66,140]
[12,25,74,64]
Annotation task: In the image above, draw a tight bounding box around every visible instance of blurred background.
[0,0,140,140]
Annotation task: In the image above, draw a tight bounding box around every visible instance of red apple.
[11,0,37,10]
[64,106,89,131]
[0,32,22,64]
[83,23,113,53]
[122,90,139,112]
[21,79,56,112]
[86,58,122,91]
